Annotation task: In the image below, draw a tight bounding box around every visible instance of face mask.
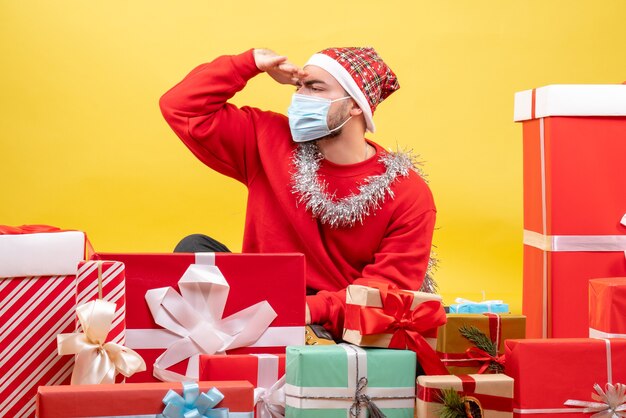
[287,94,353,142]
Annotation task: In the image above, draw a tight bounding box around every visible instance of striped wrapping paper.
[0,275,77,418]
[76,260,126,345]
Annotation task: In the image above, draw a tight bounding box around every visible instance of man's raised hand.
[253,48,307,86]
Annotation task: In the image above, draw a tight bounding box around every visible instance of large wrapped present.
[92,252,306,382]
[36,380,254,417]
[416,374,513,418]
[0,225,88,418]
[505,338,626,417]
[200,354,286,418]
[285,344,416,418]
[343,283,448,375]
[514,84,626,338]
[589,277,626,338]
[437,313,525,375]
[449,298,509,314]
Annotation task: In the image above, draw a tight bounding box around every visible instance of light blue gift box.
[448,298,509,314]
[285,344,416,418]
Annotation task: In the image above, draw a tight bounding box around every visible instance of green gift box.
[285,344,416,418]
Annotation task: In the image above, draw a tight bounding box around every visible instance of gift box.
[505,338,626,417]
[92,252,306,382]
[200,354,285,418]
[0,226,88,418]
[285,344,416,418]
[449,298,509,314]
[589,277,626,338]
[514,84,626,338]
[416,374,513,418]
[36,380,254,417]
[343,284,448,375]
[436,314,525,375]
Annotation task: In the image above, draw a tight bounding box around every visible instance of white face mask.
[287,94,353,142]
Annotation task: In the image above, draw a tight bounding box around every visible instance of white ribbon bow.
[57,299,146,384]
[145,263,278,381]
[254,375,286,418]
[565,383,626,418]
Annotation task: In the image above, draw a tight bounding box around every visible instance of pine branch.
[459,324,504,373]
[438,387,466,418]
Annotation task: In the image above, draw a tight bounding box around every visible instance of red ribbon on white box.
[253,354,286,418]
[131,253,278,382]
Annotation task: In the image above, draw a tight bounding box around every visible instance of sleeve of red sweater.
[306,204,437,339]
[159,49,263,185]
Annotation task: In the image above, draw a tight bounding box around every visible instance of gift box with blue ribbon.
[36,381,254,417]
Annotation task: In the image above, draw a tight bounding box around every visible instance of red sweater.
[159,49,436,338]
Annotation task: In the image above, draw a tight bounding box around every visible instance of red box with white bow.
[505,338,626,418]
[200,354,286,418]
[514,85,626,338]
[0,226,88,418]
[91,252,306,382]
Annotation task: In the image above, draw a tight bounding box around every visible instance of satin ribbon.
[57,300,146,384]
[254,375,286,418]
[463,347,506,374]
[162,382,229,418]
[145,263,277,381]
[359,285,449,374]
[564,383,626,418]
[357,284,448,375]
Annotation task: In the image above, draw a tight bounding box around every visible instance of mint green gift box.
[285,344,416,418]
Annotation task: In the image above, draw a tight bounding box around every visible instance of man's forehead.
[302,64,338,85]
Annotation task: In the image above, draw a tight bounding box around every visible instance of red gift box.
[200,354,286,418]
[589,277,626,338]
[0,226,88,418]
[36,380,254,417]
[92,252,306,382]
[505,338,626,417]
[514,85,626,338]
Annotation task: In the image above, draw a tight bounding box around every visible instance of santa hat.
[304,47,399,133]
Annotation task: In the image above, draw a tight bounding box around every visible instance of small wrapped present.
[505,338,626,417]
[589,277,626,338]
[285,344,416,418]
[449,298,509,314]
[36,380,254,417]
[343,283,448,375]
[416,374,513,418]
[0,225,88,418]
[200,354,285,418]
[92,252,306,382]
[437,313,525,375]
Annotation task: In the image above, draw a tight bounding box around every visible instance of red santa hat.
[304,47,400,133]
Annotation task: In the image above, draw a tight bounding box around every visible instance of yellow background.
[2,1,625,313]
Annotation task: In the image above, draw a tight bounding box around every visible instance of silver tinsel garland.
[290,142,437,293]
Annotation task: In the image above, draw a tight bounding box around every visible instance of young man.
[160,47,436,338]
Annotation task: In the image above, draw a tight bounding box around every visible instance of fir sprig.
[438,387,466,418]
[458,325,504,373]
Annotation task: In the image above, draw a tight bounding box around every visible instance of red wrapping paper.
[0,227,89,418]
[505,338,626,417]
[36,381,254,417]
[520,115,626,338]
[91,252,305,382]
[589,277,626,337]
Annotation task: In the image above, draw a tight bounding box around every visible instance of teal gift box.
[285,344,416,418]
[448,298,509,314]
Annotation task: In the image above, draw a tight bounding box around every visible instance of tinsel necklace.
[291,142,422,229]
